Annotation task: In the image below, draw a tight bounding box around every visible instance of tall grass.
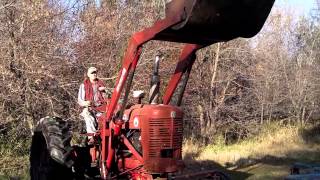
[1,122,320,179]
[183,122,320,168]
[0,134,30,178]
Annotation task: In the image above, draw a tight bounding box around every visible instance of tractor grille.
[148,118,183,157]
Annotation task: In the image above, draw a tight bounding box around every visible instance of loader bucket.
[154,0,275,45]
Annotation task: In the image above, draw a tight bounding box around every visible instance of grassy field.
[1,122,320,179]
[182,122,320,179]
[0,155,29,180]
[0,137,30,180]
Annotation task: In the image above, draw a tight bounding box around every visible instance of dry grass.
[0,140,30,179]
[0,155,29,177]
[1,122,320,179]
[182,122,320,179]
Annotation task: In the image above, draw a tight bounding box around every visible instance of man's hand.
[83,101,91,107]
[98,86,106,91]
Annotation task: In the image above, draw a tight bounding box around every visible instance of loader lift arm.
[101,0,275,177]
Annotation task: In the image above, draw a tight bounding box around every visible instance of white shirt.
[78,83,101,107]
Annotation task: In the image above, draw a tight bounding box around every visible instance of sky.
[276,0,318,16]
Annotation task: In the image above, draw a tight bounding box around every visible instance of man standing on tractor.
[78,67,107,145]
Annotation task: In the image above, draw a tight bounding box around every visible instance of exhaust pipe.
[149,53,161,104]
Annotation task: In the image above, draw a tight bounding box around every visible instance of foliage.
[0,0,319,176]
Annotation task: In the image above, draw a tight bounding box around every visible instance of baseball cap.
[87,67,97,76]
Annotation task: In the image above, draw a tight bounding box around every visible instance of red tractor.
[30,0,275,179]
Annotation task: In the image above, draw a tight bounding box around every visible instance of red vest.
[84,79,105,106]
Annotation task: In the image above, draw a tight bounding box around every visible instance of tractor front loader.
[30,0,275,179]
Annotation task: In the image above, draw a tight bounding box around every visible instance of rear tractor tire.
[30,116,73,180]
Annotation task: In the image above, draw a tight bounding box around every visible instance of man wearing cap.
[78,67,107,144]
